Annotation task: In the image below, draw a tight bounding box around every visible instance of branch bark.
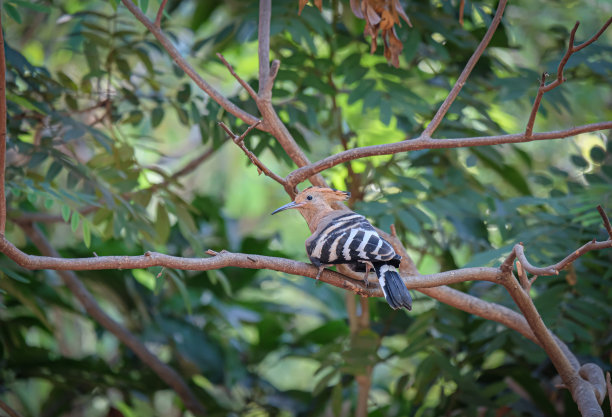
[285,122,612,187]
[525,18,612,136]
[0,10,7,235]
[218,120,287,187]
[21,224,207,416]
[120,0,262,129]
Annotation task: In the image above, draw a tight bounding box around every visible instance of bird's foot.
[363,262,373,287]
[315,265,325,280]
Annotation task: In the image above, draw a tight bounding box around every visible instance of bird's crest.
[299,186,350,203]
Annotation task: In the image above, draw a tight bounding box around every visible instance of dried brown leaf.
[393,0,412,27]
[298,0,309,15]
[350,0,364,18]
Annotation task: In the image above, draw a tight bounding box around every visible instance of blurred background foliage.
[0,0,611,416]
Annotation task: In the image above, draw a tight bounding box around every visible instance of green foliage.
[1,0,611,416]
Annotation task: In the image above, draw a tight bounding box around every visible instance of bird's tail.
[373,263,412,311]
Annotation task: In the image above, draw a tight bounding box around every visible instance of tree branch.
[154,0,168,28]
[258,0,272,97]
[422,0,507,138]
[20,224,207,416]
[216,53,259,102]
[525,18,612,136]
[251,0,327,192]
[0,10,7,235]
[597,204,612,239]
[0,398,23,417]
[120,0,263,129]
[285,121,612,187]
[4,206,610,415]
[218,121,288,187]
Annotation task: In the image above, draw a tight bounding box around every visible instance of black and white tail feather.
[306,212,412,311]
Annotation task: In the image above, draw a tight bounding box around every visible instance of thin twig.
[0,399,23,417]
[597,205,612,239]
[606,372,612,415]
[21,224,207,416]
[422,0,507,138]
[0,10,7,235]
[459,0,465,26]
[120,0,263,129]
[546,18,612,92]
[514,237,612,276]
[155,0,168,28]
[218,121,287,186]
[526,18,612,136]
[216,53,259,101]
[516,260,530,291]
[525,72,548,137]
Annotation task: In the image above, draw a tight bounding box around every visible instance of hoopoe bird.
[272,187,412,310]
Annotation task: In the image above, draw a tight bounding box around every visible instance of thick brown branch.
[0,11,7,235]
[120,0,263,129]
[218,121,287,187]
[422,0,507,137]
[258,0,272,98]
[459,0,465,26]
[285,121,612,187]
[499,269,603,417]
[21,224,207,416]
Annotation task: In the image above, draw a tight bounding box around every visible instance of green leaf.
[3,268,30,283]
[177,84,191,103]
[151,107,164,128]
[12,0,52,13]
[46,161,63,182]
[71,212,80,233]
[61,205,71,222]
[348,79,376,105]
[169,274,192,315]
[57,71,78,91]
[155,203,171,243]
[4,3,22,23]
[140,0,149,12]
[82,220,91,248]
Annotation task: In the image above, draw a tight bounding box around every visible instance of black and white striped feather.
[306,212,412,310]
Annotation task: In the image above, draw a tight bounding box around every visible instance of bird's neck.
[298,205,336,233]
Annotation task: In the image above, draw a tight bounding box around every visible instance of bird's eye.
[306,195,313,201]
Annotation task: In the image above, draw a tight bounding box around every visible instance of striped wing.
[307,213,396,265]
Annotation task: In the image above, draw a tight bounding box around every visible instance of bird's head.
[271,187,350,229]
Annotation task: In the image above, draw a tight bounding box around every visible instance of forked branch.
[525,18,612,136]
[218,121,288,188]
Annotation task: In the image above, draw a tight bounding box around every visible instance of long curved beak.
[271,201,302,215]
